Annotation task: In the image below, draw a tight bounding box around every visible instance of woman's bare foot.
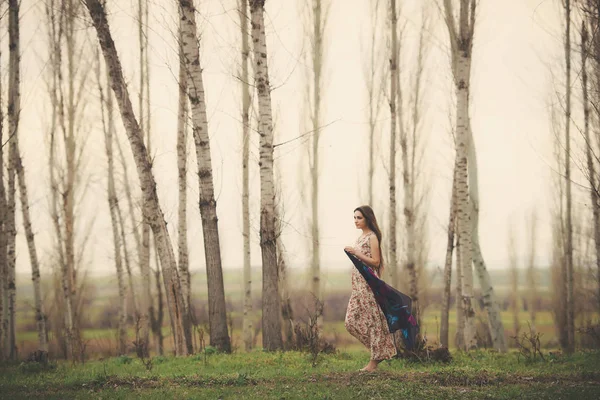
[359,359,380,372]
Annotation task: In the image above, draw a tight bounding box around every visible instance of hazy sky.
[14,0,569,288]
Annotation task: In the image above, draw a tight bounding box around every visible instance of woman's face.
[354,210,367,230]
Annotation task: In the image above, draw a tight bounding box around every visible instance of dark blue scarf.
[345,250,419,351]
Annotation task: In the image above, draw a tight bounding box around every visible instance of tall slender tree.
[137,0,152,354]
[440,163,457,348]
[96,45,128,355]
[175,12,192,353]
[4,0,21,360]
[443,0,477,350]
[563,0,575,354]
[85,0,189,355]
[526,210,538,332]
[363,0,383,205]
[238,0,253,352]
[388,0,399,290]
[304,0,328,309]
[250,0,283,351]
[178,0,230,353]
[12,0,48,353]
[467,124,507,352]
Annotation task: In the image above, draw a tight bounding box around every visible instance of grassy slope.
[1,350,599,399]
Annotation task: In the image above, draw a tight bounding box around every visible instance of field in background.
[12,266,597,359]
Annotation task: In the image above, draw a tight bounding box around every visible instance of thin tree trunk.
[277,231,294,347]
[440,165,457,348]
[175,19,192,353]
[388,0,399,290]
[16,125,48,352]
[114,134,144,332]
[250,0,283,351]
[0,41,5,358]
[178,0,229,353]
[136,0,152,355]
[238,0,253,352]
[526,210,538,332]
[97,48,128,355]
[508,225,519,339]
[581,21,600,318]
[5,0,21,361]
[467,125,507,352]
[455,235,464,350]
[309,0,325,311]
[444,0,477,351]
[563,0,575,354]
[151,263,164,356]
[402,8,428,323]
[85,0,189,356]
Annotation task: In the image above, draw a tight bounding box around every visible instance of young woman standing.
[344,206,396,371]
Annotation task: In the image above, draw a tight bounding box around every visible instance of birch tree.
[11,0,48,353]
[44,0,91,360]
[250,0,283,351]
[303,0,328,308]
[388,0,399,290]
[467,125,507,352]
[362,0,384,205]
[96,46,128,355]
[443,0,477,351]
[0,42,5,360]
[178,0,231,353]
[238,0,253,352]
[508,224,519,338]
[440,164,457,348]
[579,11,600,312]
[137,0,152,354]
[402,8,431,324]
[175,13,192,352]
[563,0,575,354]
[84,0,189,356]
[526,210,538,332]
[4,0,21,360]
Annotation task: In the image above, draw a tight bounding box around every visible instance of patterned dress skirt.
[344,233,397,360]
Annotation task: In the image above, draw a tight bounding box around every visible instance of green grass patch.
[1,350,599,399]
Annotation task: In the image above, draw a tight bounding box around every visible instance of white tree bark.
[440,164,457,348]
[250,0,283,351]
[238,0,253,352]
[308,0,326,310]
[467,125,507,352]
[455,235,465,349]
[13,0,48,351]
[581,21,600,318]
[508,225,519,338]
[402,10,428,323]
[136,0,153,354]
[444,0,476,351]
[388,0,399,289]
[563,0,575,354]
[364,0,383,205]
[175,20,191,326]
[85,0,189,355]
[5,0,20,360]
[526,210,538,333]
[178,0,230,352]
[97,52,128,355]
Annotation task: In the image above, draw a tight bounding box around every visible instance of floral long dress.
[344,232,397,360]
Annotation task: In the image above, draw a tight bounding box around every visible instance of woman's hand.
[344,246,356,255]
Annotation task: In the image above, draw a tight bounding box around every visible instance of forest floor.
[1,349,599,399]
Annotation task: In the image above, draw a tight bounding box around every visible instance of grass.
[1,349,599,399]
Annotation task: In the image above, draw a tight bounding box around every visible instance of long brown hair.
[354,205,384,268]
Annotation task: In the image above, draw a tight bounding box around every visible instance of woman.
[344,205,396,371]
